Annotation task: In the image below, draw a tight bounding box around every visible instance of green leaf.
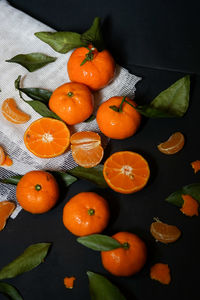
[51,171,77,188]
[81,17,104,51]
[0,175,22,185]
[87,271,127,300]
[17,87,52,103]
[166,183,200,207]
[84,114,95,122]
[137,76,190,118]
[0,282,23,300]
[77,234,121,251]
[35,31,87,54]
[67,165,108,188]
[0,243,51,280]
[6,53,56,72]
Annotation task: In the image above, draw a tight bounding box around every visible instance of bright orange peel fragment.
[0,201,16,231]
[64,276,76,289]
[180,194,199,217]
[150,263,171,285]
[191,160,200,174]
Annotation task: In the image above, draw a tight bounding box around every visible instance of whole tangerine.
[16,171,59,214]
[67,45,115,90]
[101,231,147,276]
[63,192,110,236]
[96,96,141,139]
[49,82,94,125]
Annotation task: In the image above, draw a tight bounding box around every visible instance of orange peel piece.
[191,160,200,174]
[150,263,171,285]
[1,98,30,124]
[157,132,185,155]
[0,201,16,231]
[3,155,13,166]
[180,194,199,217]
[0,146,6,165]
[64,276,76,289]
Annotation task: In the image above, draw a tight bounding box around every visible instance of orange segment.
[180,194,199,216]
[191,160,200,174]
[64,276,76,289]
[1,98,30,124]
[24,117,70,158]
[150,218,181,243]
[150,263,171,285]
[103,151,150,194]
[0,146,6,165]
[70,131,104,168]
[157,132,185,154]
[0,201,16,231]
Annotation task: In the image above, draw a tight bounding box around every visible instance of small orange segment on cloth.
[0,201,16,231]
[191,160,200,174]
[180,194,199,217]
[150,263,171,285]
[64,276,76,289]
[1,98,30,124]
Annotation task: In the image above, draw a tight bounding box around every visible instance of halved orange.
[1,98,30,124]
[24,117,70,158]
[157,132,185,155]
[0,201,16,231]
[103,151,150,194]
[70,131,104,168]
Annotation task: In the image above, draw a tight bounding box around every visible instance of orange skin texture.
[16,171,59,214]
[64,276,76,289]
[0,201,16,231]
[191,160,200,173]
[150,263,171,285]
[67,46,115,90]
[96,97,141,139]
[0,146,6,165]
[101,232,147,276]
[63,192,110,236]
[180,194,199,217]
[49,82,94,125]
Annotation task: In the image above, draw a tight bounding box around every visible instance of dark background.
[1,1,200,300]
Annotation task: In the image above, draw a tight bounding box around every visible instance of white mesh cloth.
[0,0,141,217]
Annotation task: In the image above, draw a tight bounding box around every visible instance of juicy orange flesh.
[157,132,184,154]
[64,277,76,289]
[0,201,16,231]
[150,263,171,285]
[1,98,30,124]
[104,152,150,192]
[191,160,200,173]
[150,220,181,243]
[180,194,199,216]
[24,118,70,158]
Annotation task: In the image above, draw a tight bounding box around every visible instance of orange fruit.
[96,96,141,139]
[64,276,76,289]
[101,231,147,276]
[150,263,171,285]
[180,194,199,217]
[63,192,110,236]
[0,146,6,165]
[157,132,185,154]
[150,218,181,244]
[0,201,16,231]
[67,45,115,90]
[24,117,70,158]
[49,82,94,125]
[1,98,30,124]
[70,131,104,168]
[103,151,150,194]
[16,170,59,214]
[191,160,200,174]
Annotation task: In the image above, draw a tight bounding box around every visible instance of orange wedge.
[150,218,181,243]
[24,117,70,158]
[103,151,150,194]
[157,132,185,154]
[0,201,16,231]
[70,131,104,168]
[1,98,30,124]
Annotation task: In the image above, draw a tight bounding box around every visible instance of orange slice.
[180,194,199,217]
[157,132,185,154]
[191,160,200,174]
[70,131,104,168]
[103,151,150,194]
[150,218,181,243]
[150,263,171,285]
[0,201,16,231]
[0,146,6,165]
[24,117,70,158]
[1,98,30,124]
[64,276,76,289]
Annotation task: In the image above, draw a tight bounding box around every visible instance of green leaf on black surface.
[0,243,51,280]
[51,171,77,188]
[0,282,23,300]
[87,271,127,300]
[136,76,190,118]
[6,53,56,72]
[0,175,22,185]
[35,31,87,53]
[166,183,200,207]
[67,165,108,188]
[81,17,104,51]
[77,234,121,251]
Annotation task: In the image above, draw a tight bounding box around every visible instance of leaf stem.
[80,47,95,66]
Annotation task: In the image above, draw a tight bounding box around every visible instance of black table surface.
[1,1,200,300]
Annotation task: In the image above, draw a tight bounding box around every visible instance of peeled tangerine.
[1,98,30,124]
[0,201,16,231]
[150,218,181,244]
[157,132,185,154]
